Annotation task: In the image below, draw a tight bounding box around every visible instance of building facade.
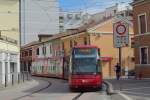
[0,0,20,85]
[21,34,66,78]
[20,41,38,73]
[31,38,64,78]
[132,0,150,78]
[20,0,60,45]
[88,17,134,78]
[61,16,134,79]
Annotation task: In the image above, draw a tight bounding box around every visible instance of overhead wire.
[60,0,132,12]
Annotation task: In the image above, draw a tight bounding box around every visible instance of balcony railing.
[0,35,18,45]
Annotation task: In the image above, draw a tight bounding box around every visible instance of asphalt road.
[107,79,150,100]
[0,77,126,100]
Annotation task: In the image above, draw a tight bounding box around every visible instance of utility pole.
[119,47,122,68]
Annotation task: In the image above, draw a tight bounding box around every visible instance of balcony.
[0,35,18,45]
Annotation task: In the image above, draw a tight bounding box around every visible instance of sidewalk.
[0,79,31,91]
[0,77,49,100]
[105,78,150,100]
[0,78,34,91]
[0,72,31,90]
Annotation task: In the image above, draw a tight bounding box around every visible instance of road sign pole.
[119,47,122,75]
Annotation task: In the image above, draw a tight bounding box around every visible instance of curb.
[0,79,34,91]
[103,81,115,95]
[104,81,134,100]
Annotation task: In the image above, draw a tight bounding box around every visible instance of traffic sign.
[113,21,129,48]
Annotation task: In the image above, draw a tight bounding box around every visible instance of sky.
[59,0,132,13]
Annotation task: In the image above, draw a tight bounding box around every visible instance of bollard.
[27,72,28,80]
[12,74,14,86]
[5,74,7,87]
[18,74,20,84]
[23,72,24,82]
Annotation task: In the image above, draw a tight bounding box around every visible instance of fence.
[0,71,31,88]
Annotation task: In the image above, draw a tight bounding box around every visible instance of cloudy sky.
[59,0,132,13]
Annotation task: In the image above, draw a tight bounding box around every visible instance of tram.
[69,45,102,90]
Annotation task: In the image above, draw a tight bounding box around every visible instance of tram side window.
[97,59,101,73]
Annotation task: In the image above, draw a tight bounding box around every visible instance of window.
[68,14,73,19]
[70,40,73,48]
[114,10,117,14]
[140,47,148,64]
[21,52,24,57]
[29,50,32,56]
[74,41,77,46]
[25,51,28,56]
[59,25,64,32]
[42,46,46,55]
[75,14,81,20]
[120,13,124,17]
[50,44,52,54]
[36,48,39,55]
[138,14,147,34]
[54,51,57,56]
[59,16,64,23]
[84,37,87,45]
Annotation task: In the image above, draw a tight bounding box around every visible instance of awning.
[101,57,112,62]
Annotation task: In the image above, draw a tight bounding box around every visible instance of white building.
[59,11,91,32]
[59,5,118,32]
[21,0,60,45]
[0,45,20,85]
[0,0,20,85]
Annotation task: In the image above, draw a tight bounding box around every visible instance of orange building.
[62,17,135,78]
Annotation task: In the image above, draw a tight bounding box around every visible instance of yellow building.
[0,0,20,85]
[61,17,135,79]
[61,32,90,57]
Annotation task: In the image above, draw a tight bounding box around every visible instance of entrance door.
[63,61,69,79]
[102,62,110,79]
[10,62,17,82]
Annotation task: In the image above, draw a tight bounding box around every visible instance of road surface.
[0,77,126,100]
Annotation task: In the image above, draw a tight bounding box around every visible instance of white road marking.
[122,87,150,91]
[118,92,133,100]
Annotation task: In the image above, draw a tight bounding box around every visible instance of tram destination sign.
[113,21,129,48]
